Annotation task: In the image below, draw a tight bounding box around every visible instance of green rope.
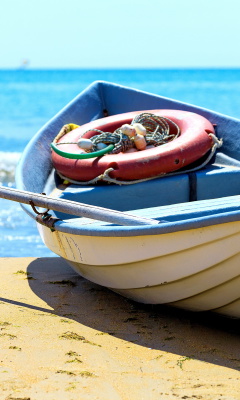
[51,142,114,159]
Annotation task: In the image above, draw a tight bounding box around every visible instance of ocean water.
[1,68,240,257]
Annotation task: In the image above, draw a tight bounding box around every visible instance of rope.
[89,130,134,153]
[87,113,180,153]
[52,123,79,143]
[132,113,180,146]
[52,113,181,156]
[57,134,223,186]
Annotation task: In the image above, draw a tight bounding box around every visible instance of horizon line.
[1,66,240,71]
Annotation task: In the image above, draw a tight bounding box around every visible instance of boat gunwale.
[34,206,240,237]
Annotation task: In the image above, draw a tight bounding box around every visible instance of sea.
[1,68,240,257]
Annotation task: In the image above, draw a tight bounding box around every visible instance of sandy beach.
[0,256,239,399]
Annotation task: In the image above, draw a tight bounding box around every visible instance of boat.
[2,80,240,318]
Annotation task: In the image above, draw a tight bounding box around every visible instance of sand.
[0,257,239,400]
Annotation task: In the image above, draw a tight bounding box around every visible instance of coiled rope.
[86,113,180,153]
[132,112,180,147]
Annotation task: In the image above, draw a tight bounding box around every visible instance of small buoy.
[120,124,136,138]
[133,123,146,136]
[134,134,147,150]
[77,138,94,150]
[96,142,108,150]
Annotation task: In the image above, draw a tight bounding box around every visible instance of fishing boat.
[2,80,240,318]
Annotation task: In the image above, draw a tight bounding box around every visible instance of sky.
[1,0,240,69]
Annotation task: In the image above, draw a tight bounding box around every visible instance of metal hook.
[29,193,50,216]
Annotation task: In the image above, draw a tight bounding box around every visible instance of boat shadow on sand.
[24,257,240,372]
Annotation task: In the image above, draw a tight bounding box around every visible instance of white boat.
[2,81,240,318]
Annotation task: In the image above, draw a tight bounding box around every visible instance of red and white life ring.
[51,109,215,181]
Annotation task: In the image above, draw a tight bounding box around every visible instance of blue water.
[1,68,240,256]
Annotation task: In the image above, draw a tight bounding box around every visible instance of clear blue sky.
[1,0,240,69]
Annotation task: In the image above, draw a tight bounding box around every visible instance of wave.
[0,151,21,185]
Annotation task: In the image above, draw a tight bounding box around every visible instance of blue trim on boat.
[51,195,240,237]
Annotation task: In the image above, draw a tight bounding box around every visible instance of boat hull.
[37,219,240,318]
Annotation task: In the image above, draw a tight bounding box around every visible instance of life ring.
[51,109,215,181]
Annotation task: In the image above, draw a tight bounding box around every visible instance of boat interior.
[16,81,240,226]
